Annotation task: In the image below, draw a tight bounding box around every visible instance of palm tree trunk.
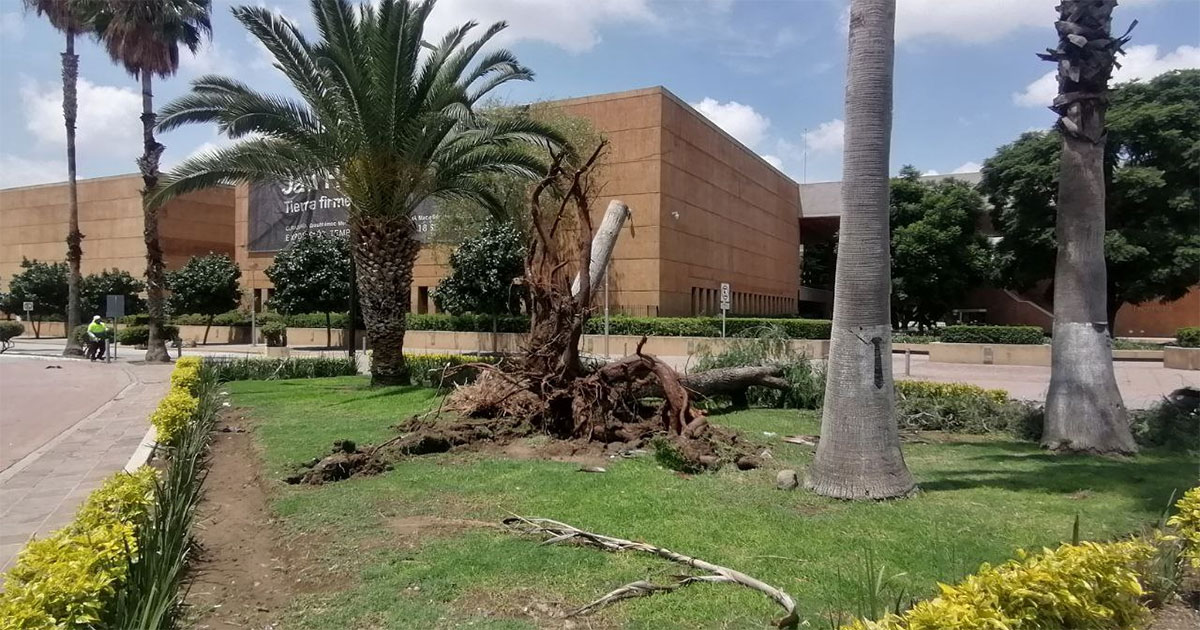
[353,217,419,385]
[805,0,915,500]
[63,30,84,357]
[138,70,170,363]
[1042,0,1135,454]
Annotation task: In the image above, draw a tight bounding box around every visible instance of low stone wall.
[1163,346,1200,370]
[13,321,68,338]
[929,342,1053,366]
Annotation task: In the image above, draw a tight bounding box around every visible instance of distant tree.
[3,259,69,338]
[433,222,526,320]
[25,0,91,356]
[980,70,1200,333]
[265,234,351,347]
[890,166,990,330]
[90,0,212,362]
[167,253,240,344]
[80,268,146,319]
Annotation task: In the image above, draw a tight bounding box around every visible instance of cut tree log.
[504,515,799,629]
[571,200,631,299]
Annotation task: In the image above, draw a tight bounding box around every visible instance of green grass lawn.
[226,376,1195,629]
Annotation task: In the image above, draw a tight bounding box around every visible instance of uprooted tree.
[292,143,791,485]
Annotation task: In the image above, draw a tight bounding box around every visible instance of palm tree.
[1040,0,1137,454]
[90,0,212,363]
[25,0,87,356]
[153,0,561,385]
[804,0,915,499]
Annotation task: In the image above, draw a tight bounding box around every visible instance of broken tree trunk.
[571,200,631,299]
[635,365,791,399]
[504,515,799,629]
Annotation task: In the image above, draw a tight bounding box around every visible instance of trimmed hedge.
[205,356,359,382]
[940,325,1045,345]
[0,320,24,342]
[116,324,180,346]
[1176,326,1200,348]
[0,468,156,627]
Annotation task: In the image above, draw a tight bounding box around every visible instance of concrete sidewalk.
[0,358,170,573]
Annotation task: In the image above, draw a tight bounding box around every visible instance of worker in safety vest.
[86,315,109,361]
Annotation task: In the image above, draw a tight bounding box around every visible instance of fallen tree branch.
[502,515,799,628]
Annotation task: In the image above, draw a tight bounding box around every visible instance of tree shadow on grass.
[331,384,435,405]
[918,443,1193,514]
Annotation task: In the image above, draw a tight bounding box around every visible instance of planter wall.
[1163,346,1200,370]
[929,342,1052,366]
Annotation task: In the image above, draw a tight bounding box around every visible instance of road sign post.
[719,283,731,338]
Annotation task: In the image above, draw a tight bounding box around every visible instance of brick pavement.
[0,359,170,574]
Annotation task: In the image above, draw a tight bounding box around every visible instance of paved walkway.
[0,356,170,573]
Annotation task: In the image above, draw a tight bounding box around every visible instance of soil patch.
[451,585,620,630]
[1149,601,1200,630]
[185,413,303,629]
[386,515,499,548]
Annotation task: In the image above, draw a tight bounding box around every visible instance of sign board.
[22,301,33,312]
[106,295,125,318]
[719,283,731,311]
[247,179,440,252]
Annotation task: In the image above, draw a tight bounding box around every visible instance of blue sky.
[1,0,1197,188]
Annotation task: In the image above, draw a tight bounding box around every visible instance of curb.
[124,427,159,472]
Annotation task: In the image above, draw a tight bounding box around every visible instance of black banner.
[247,179,439,252]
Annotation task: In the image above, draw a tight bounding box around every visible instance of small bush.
[0,468,156,628]
[149,387,199,445]
[0,320,25,342]
[940,325,1045,345]
[205,356,359,381]
[843,539,1155,630]
[1130,396,1199,452]
[115,325,179,346]
[1176,326,1200,348]
[1168,487,1200,570]
[404,353,503,388]
[169,361,202,396]
[693,325,826,409]
[261,321,287,347]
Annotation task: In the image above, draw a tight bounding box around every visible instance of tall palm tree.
[153,0,561,385]
[25,0,87,356]
[804,0,915,499]
[90,0,212,363]
[1040,0,1137,454]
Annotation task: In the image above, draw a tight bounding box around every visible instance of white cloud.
[762,154,783,169]
[424,0,655,53]
[952,161,981,174]
[0,12,23,42]
[0,155,66,189]
[896,0,1156,44]
[922,169,939,176]
[690,97,771,148]
[803,118,844,153]
[180,41,234,76]
[1014,44,1200,107]
[22,78,142,152]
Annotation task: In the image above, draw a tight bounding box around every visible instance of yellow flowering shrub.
[1167,486,1200,569]
[843,540,1155,630]
[895,380,1009,404]
[0,468,155,629]
[149,386,199,445]
[169,361,201,396]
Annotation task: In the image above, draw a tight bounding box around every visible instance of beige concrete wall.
[1,174,235,291]
[1163,346,1200,370]
[929,342,1052,366]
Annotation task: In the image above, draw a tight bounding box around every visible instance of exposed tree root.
[503,515,799,629]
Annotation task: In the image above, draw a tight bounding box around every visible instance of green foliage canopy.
[980,70,1200,324]
[80,269,146,318]
[432,222,525,316]
[264,234,351,317]
[3,259,69,319]
[166,254,241,319]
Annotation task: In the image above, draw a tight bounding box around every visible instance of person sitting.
[86,315,109,361]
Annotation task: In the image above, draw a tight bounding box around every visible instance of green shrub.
[895,380,1042,437]
[0,320,24,342]
[0,468,156,628]
[115,325,179,346]
[1176,326,1200,348]
[1130,395,1199,452]
[397,313,834,339]
[261,321,287,347]
[205,357,360,381]
[940,325,1045,345]
[118,313,150,326]
[693,325,825,409]
[1168,487,1200,570]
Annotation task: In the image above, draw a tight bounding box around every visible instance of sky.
[0,0,1197,189]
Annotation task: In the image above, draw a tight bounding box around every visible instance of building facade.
[1,174,234,286]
